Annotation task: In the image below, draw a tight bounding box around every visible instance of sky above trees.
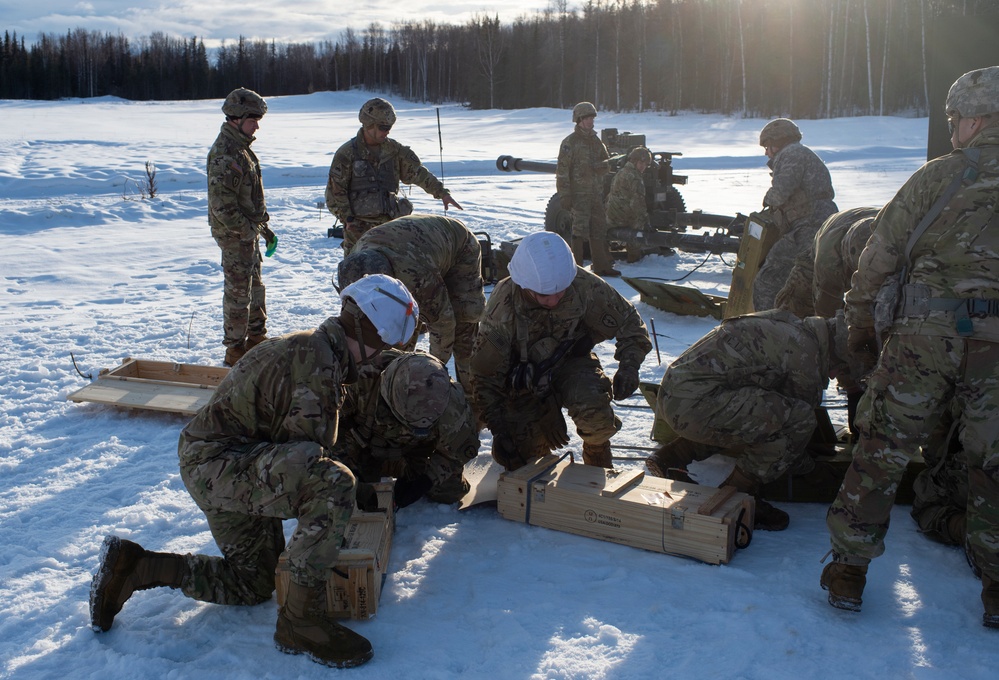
[3,0,552,46]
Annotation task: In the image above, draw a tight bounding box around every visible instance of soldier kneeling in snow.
[89,274,418,669]
[646,310,851,531]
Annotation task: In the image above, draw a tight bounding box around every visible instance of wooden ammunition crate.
[66,358,228,416]
[497,455,754,565]
[275,482,395,620]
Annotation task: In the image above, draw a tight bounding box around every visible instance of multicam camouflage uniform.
[333,349,479,501]
[775,207,879,418]
[326,129,451,251]
[177,316,357,601]
[658,310,840,482]
[556,127,615,272]
[470,267,651,463]
[780,207,970,544]
[207,122,269,350]
[346,215,485,390]
[754,142,837,311]
[829,126,999,581]
[605,161,648,230]
[775,207,879,318]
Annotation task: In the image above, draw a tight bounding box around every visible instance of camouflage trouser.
[911,448,969,545]
[179,439,357,601]
[215,234,266,349]
[663,386,816,483]
[570,192,614,272]
[429,229,485,393]
[827,334,999,580]
[342,217,387,254]
[753,220,820,312]
[508,354,620,457]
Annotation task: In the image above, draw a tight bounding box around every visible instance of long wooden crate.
[66,358,228,416]
[498,454,754,565]
[275,482,395,620]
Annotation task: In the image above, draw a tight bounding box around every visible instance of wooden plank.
[109,359,229,386]
[600,468,645,497]
[67,358,230,417]
[67,378,215,415]
[697,485,737,516]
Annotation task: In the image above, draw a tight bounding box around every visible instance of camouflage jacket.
[325,128,448,226]
[178,316,353,466]
[333,349,479,484]
[206,122,269,241]
[764,142,837,234]
[660,310,831,409]
[777,206,878,317]
[605,161,648,228]
[811,207,878,317]
[470,267,652,424]
[351,215,485,351]
[846,127,999,342]
[556,126,610,200]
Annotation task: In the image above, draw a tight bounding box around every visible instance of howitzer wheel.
[654,187,686,214]
[544,193,573,242]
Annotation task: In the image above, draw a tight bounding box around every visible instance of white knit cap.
[508,232,577,294]
[340,274,419,346]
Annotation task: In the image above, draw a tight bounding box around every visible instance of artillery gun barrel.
[665,210,747,232]
[496,155,557,174]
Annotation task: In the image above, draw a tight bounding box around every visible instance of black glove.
[612,364,641,401]
[847,327,879,377]
[538,402,570,451]
[354,481,380,512]
[393,474,433,509]
[490,427,525,471]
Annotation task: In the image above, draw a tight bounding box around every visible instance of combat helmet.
[337,250,394,292]
[222,87,267,119]
[380,352,451,433]
[340,273,418,349]
[945,66,999,118]
[629,146,652,165]
[508,231,577,295]
[359,98,397,128]
[572,101,597,123]
[759,118,802,147]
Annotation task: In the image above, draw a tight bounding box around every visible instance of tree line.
[1,0,995,118]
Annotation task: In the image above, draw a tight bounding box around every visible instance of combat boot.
[943,512,967,547]
[90,535,188,632]
[425,472,471,504]
[723,466,789,531]
[223,343,247,367]
[982,572,999,629]
[245,334,268,350]
[275,580,373,668]
[644,437,711,482]
[581,440,613,468]
[821,560,868,612]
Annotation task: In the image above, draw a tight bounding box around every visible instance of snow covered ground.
[1,92,991,679]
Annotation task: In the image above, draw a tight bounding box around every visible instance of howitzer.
[496,127,742,257]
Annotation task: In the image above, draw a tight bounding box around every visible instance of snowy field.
[1,91,991,679]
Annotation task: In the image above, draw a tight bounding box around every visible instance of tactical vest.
[347,140,412,220]
[884,148,999,337]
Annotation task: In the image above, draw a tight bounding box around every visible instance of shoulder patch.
[601,313,620,329]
